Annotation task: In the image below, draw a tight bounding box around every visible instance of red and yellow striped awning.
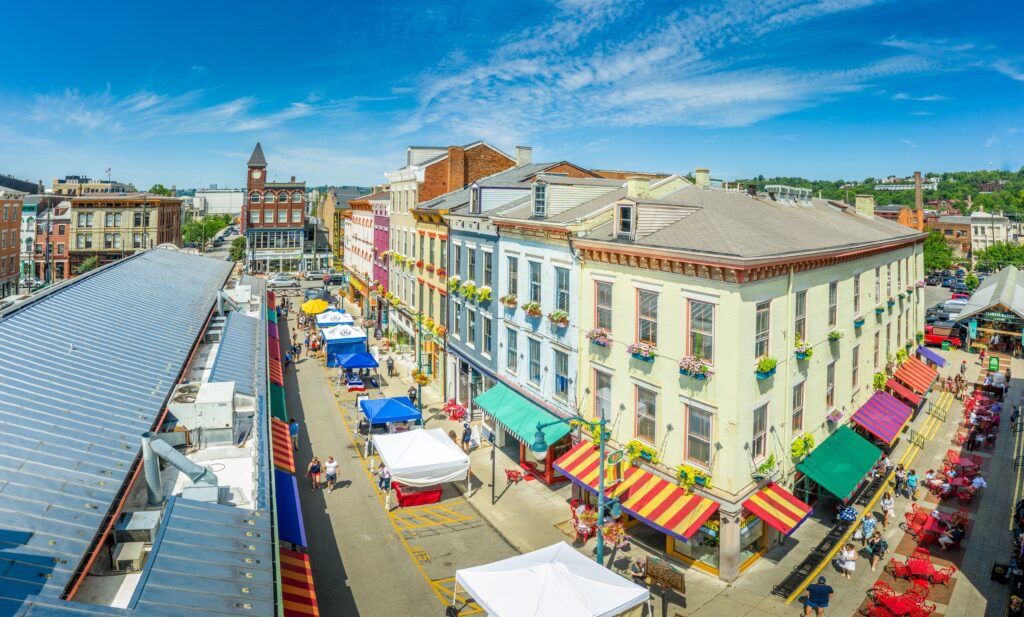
[269,354,284,387]
[886,378,922,407]
[554,442,719,541]
[742,482,813,536]
[894,356,937,395]
[267,291,276,311]
[280,548,320,617]
[271,418,295,473]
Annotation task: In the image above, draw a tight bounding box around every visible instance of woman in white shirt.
[835,543,858,580]
[880,492,896,530]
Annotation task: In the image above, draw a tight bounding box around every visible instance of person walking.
[407,386,417,406]
[880,491,896,530]
[894,464,907,498]
[961,360,968,377]
[980,347,987,366]
[803,576,834,617]
[304,334,311,356]
[386,356,395,377]
[907,469,920,501]
[860,514,877,547]
[284,351,293,370]
[461,422,473,453]
[324,456,339,493]
[289,418,300,451]
[377,462,391,492]
[306,457,322,492]
[867,531,888,572]
[835,543,857,580]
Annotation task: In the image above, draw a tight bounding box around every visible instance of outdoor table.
[879,592,923,616]
[949,477,971,494]
[392,481,443,507]
[907,558,937,579]
[918,517,944,545]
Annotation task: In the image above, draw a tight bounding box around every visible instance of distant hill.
[734,168,1024,213]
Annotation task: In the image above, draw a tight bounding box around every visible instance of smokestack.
[626,177,650,199]
[515,146,532,167]
[855,194,875,218]
[694,168,710,188]
[291,176,296,183]
[913,171,923,210]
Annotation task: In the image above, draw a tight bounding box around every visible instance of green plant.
[755,454,777,475]
[873,371,886,391]
[548,309,570,327]
[827,328,844,341]
[475,285,492,302]
[522,301,543,317]
[677,463,711,490]
[626,439,659,464]
[895,348,908,364]
[459,280,477,298]
[916,330,925,340]
[794,337,813,358]
[756,356,778,373]
[790,433,815,459]
[447,275,461,291]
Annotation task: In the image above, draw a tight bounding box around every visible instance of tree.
[148,184,173,196]
[974,242,1024,271]
[230,237,247,262]
[965,273,980,291]
[75,256,99,274]
[182,215,230,246]
[923,231,954,271]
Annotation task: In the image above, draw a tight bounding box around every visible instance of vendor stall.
[796,425,881,502]
[321,324,368,365]
[454,542,649,617]
[956,266,1024,359]
[316,308,354,328]
[371,428,471,510]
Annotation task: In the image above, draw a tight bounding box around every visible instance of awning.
[316,309,353,327]
[796,425,881,501]
[268,308,278,323]
[274,470,307,547]
[372,428,470,487]
[268,322,279,340]
[349,277,367,294]
[279,547,320,617]
[271,418,295,473]
[359,396,421,424]
[474,382,570,446]
[851,391,913,445]
[270,383,288,421]
[269,354,284,387]
[333,352,379,369]
[893,356,937,395]
[743,482,812,536]
[269,338,281,360]
[886,379,922,407]
[267,291,276,311]
[916,346,946,368]
[554,442,719,541]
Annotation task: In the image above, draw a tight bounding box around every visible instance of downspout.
[142,431,219,505]
[782,266,795,478]
[217,290,240,316]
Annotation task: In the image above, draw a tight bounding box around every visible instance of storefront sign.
[969,321,978,338]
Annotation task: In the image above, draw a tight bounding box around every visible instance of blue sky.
[2,0,1022,188]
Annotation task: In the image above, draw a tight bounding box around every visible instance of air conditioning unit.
[113,510,162,545]
[112,542,147,572]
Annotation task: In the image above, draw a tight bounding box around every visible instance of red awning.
[267,291,276,311]
[271,418,295,473]
[269,354,284,387]
[894,356,937,395]
[886,378,921,407]
[279,548,320,617]
[743,482,813,536]
[269,339,281,360]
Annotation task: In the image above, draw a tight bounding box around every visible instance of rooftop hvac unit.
[112,541,147,572]
[113,510,162,545]
[171,383,200,405]
[167,382,235,430]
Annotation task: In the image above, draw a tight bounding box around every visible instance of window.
[103,233,121,249]
[554,350,569,400]
[250,210,260,224]
[292,192,302,203]
[755,301,770,358]
[453,302,462,338]
[507,256,518,297]
[104,213,122,227]
[794,290,807,340]
[687,405,712,466]
[596,281,613,331]
[467,309,477,347]
[76,233,92,249]
[467,248,476,281]
[617,204,634,238]
[854,274,861,314]
[555,267,569,311]
[897,259,903,289]
[638,290,658,344]
[689,301,714,362]
[636,387,657,443]
[885,324,891,356]
[594,371,612,421]
[828,281,838,327]
[291,210,302,223]
[428,288,435,320]
[483,251,493,286]
[439,295,447,327]
[875,267,881,302]
[454,245,462,277]
[529,261,541,302]
[77,213,93,227]
[792,382,805,432]
[278,192,289,204]
[419,235,425,261]
[429,237,436,264]
[132,233,143,248]
[874,332,881,368]
[57,224,65,235]
[34,242,41,254]
[528,338,541,384]
[852,345,860,388]
[277,210,287,223]
[440,239,446,272]
[506,327,518,372]
[533,184,546,217]
[886,264,892,296]
[826,361,836,408]
[897,315,902,348]
[483,316,492,354]
[752,404,768,460]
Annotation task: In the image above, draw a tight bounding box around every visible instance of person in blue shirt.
[804,576,834,616]
[288,418,300,451]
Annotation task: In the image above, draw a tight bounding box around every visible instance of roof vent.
[764,185,812,204]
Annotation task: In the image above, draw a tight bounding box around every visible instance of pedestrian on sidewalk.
[880,492,895,529]
[803,576,834,616]
[859,514,877,547]
[961,360,968,377]
[894,464,907,497]
[386,356,395,377]
[377,462,391,492]
[461,422,473,453]
[284,351,293,370]
[324,456,339,493]
[834,543,857,580]
[980,348,987,366]
[407,386,417,406]
[867,531,888,572]
[907,469,919,501]
[307,457,322,491]
[289,418,300,451]
[304,334,311,356]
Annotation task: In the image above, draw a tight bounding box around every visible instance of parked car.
[267,274,300,288]
[925,274,942,286]
[951,292,970,301]
[302,270,326,281]
[328,271,345,284]
[941,277,955,288]
[924,321,964,348]
[19,277,40,289]
[951,282,969,294]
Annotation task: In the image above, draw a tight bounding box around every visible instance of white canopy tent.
[372,428,471,509]
[454,542,649,617]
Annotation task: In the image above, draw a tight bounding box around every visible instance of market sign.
[969,321,978,338]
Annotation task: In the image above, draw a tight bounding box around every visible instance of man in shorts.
[804,576,833,616]
[324,456,339,493]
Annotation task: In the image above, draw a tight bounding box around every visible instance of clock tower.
[243,142,268,234]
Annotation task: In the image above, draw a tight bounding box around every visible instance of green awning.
[474,382,570,446]
[267,308,278,323]
[270,383,287,421]
[796,425,881,501]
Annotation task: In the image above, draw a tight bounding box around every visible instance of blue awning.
[333,352,379,369]
[274,470,307,547]
[359,396,421,424]
[916,346,947,368]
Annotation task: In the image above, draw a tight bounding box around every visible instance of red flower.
[416,260,424,268]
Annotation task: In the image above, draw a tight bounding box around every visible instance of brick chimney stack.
[913,171,924,231]
[447,146,467,191]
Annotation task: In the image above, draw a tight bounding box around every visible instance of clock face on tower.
[251,169,263,180]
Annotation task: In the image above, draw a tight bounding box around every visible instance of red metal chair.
[958,487,976,504]
[912,601,938,616]
[944,449,961,465]
[930,565,956,586]
[505,469,523,485]
[867,605,896,617]
[887,557,911,580]
[969,454,984,467]
[872,581,896,601]
[952,431,968,446]
[909,580,931,600]
[912,547,931,561]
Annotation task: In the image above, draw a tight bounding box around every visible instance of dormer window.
[617,204,635,239]
[471,188,481,214]
[532,184,547,218]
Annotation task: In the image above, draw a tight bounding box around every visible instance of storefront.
[955,267,1024,359]
[347,274,367,308]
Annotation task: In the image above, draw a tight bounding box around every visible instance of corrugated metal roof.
[955,266,1024,321]
[209,312,259,396]
[0,249,232,604]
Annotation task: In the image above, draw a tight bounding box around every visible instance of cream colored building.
[53,175,136,196]
[574,181,925,581]
[68,194,182,270]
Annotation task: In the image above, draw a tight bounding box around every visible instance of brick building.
[33,203,71,283]
[68,194,183,271]
[929,216,972,257]
[0,186,25,298]
[243,143,307,273]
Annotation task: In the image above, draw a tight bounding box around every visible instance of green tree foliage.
[974,242,1024,271]
[923,231,954,270]
[75,256,99,274]
[965,273,980,291]
[148,184,173,196]
[182,214,232,246]
[230,237,247,262]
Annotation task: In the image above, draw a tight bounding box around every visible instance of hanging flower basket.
[475,285,492,302]
[522,302,543,318]
[887,297,896,307]
[434,324,447,337]
[425,263,435,273]
[447,275,461,291]
[679,355,712,380]
[790,433,815,459]
[755,356,778,379]
[587,327,611,347]
[915,330,924,342]
[626,439,659,463]
[916,279,926,288]
[875,305,885,315]
[826,408,844,423]
[827,328,844,342]
[499,293,518,308]
[677,463,711,490]
[411,369,431,386]
[436,267,447,278]
[548,310,569,328]
[794,337,813,360]
[416,260,424,269]
[459,280,477,298]
[752,454,777,480]
[627,342,655,361]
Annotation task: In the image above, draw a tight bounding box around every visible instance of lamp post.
[530,415,621,565]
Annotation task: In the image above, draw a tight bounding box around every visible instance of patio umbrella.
[301,299,329,314]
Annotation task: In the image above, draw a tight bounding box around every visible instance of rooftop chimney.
[746,184,757,197]
[291,175,296,183]
[694,168,710,188]
[448,146,467,190]
[913,171,923,210]
[626,176,650,199]
[515,146,532,167]
[171,184,176,197]
[855,194,875,218]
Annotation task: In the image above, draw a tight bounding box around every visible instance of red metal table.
[907,558,936,579]
[879,593,923,616]
[918,517,944,545]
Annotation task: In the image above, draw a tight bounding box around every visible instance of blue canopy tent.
[322,325,368,366]
[334,352,379,369]
[359,396,423,462]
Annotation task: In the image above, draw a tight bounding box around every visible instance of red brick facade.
[244,144,305,233]
[34,206,70,282]
[419,144,516,203]
[0,197,22,297]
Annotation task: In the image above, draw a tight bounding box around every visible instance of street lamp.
[530,415,621,565]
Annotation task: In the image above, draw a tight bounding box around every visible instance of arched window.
[250,192,261,203]
[278,192,290,203]
[292,192,303,203]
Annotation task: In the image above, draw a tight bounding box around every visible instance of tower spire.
[247,142,267,167]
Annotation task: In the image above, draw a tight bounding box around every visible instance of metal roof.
[955,266,1024,321]
[0,249,232,604]
[209,312,259,396]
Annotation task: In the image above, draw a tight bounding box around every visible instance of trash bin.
[990,356,1000,372]
[942,341,950,351]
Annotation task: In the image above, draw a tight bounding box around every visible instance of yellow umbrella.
[301,299,329,315]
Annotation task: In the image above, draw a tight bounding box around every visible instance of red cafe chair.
[930,565,956,586]
[867,605,895,617]
[909,579,931,600]
[872,580,896,601]
[887,557,911,580]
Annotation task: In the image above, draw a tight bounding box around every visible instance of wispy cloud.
[893,92,946,101]
[909,111,933,116]
[993,60,1024,82]
[900,138,919,148]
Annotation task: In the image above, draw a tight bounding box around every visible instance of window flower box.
[475,285,492,302]
[627,440,659,464]
[826,408,844,424]
[627,342,655,361]
[447,275,461,291]
[678,355,712,380]
[587,327,610,347]
[521,301,543,318]
[875,305,885,315]
[853,315,865,328]
[887,297,896,307]
[752,454,777,480]
[755,356,778,380]
[548,309,569,328]
[677,463,711,490]
[499,293,518,308]
[425,263,435,273]
[459,280,476,298]
[415,260,424,269]
[794,337,813,360]
[827,328,844,342]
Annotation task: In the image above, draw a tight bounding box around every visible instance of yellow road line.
[786,390,952,604]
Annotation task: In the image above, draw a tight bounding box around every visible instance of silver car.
[267,275,300,288]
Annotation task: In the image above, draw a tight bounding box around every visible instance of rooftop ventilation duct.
[142,431,219,505]
[216,290,240,316]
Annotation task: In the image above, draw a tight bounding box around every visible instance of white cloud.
[893,92,947,101]
[994,60,1024,82]
[900,138,919,148]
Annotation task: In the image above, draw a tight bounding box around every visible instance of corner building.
[243,142,307,273]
